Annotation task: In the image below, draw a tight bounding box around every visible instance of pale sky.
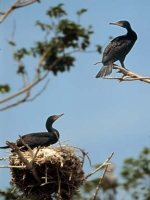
[0,0,150,197]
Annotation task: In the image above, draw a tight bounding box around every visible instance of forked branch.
[94,62,150,84]
[0,0,40,23]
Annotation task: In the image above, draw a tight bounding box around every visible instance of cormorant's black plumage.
[0,114,64,150]
[95,20,137,78]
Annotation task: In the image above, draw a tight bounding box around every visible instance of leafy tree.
[0,2,101,111]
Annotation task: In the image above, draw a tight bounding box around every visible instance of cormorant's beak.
[110,22,122,27]
[56,113,64,119]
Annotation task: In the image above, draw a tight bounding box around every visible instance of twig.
[0,157,9,161]
[104,76,150,81]
[19,135,33,156]
[94,61,150,84]
[0,0,39,23]
[113,65,150,84]
[74,146,92,167]
[11,187,17,194]
[92,165,109,200]
[0,165,26,168]
[27,79,50,102]
[84,152,114,180]
[15,0,40,8]
[31,146,40,165]
[6,141,42,185]
[0,90,30,111]
[57,169,61,199]
[0,53,65,112]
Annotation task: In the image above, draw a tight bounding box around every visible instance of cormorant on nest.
[0,114,64,150]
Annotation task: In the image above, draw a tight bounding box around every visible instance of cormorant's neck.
[126,26,133,33]
[46,120,55,132]
[47,126,55,132]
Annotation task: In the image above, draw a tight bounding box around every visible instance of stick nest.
[9,145,85,199]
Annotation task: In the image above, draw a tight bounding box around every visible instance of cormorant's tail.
[95,64,113,78]
[0,146,9,149]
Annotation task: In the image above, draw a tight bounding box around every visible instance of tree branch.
[0,49,77,111]
[92,165,109,200]
[84,152,114,180]
[6,141,42,185]
[113,65,150,83]
[0,0,39,24]
[99,65,150,84]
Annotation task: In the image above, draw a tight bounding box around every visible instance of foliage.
[0,187,20,200]
[11,4,96,76]
[0,84,10,93]
[121,147,150,200]
[0,3,101,110]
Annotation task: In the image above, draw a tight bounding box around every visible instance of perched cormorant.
[0,114,64,150]
[95,20,137,78]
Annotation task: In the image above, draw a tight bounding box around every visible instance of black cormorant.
[0,114,64,150]
[95,20,137,78]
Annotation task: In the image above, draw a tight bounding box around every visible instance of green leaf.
[47,4,67,18]
[76,9,87,16]
[96,45,102,54]
[0,84,10,93]
[8,41,16,46]
[14,48,30,61]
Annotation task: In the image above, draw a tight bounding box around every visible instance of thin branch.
[15,0,40,8]
[0,88,30,111]
[0,0,39,24]
[104,76,150,81]
[95,62,150,84]
[113,65,150,84]
[92,165,109,200]
[84,152,114,180]
[27,79,50,102]
[0,165,26,168]
[6,141,42,185]
[19,135,33,156]
[0,50,70,111]
[0,48,64,105]
[0,157,9,161]
[74,146,92,167]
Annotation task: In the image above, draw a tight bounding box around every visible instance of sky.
[0,0,150,198]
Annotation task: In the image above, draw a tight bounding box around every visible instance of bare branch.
[19,135,33,156]
[6,141,42,185]
[15,0,40,8]
[95,62,150,84]
[27,79,50,102]
[0,165,26,168]
[84,152,114,180]
[92,165,109,200]
[0,87,30,111]
[113,65,150,84]
[0,50,70,111]
[0,157,9,161]
[0,0,39,24]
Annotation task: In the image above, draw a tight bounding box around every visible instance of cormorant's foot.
[116,67,129,73]
[123,67,129,71]
[116,70,121,73]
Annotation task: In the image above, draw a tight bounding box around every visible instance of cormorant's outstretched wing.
[102,35,134,64]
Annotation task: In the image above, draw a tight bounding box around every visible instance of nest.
[9,145,85,200]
